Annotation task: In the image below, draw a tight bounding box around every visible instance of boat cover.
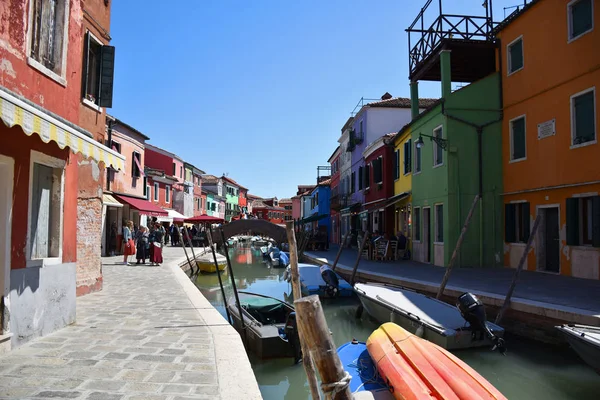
[240,294,289,325]
[337,341,393,398]
[298,263,352,293]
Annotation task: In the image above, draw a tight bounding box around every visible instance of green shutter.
[505,204,516,243]
[521,202,531,242]
[574,91,595,144]
[511,117,526,160]
[592,196,600,248]
[98,45,116,108]
[571,0,593,38]
[407,139,412,173]
[358,166,363,190]
[566,197,579,245]
[393,150,398,180]
[509,39,523,73]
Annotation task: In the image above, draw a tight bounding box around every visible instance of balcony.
[407,0,497,82]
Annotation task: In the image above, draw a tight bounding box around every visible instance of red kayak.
[367,322,507,400]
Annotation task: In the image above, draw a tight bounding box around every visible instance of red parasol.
[184,214,224,224]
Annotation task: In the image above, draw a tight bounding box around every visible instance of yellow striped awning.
[0,86,125,170]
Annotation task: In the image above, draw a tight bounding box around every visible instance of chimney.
[381,92,392,100]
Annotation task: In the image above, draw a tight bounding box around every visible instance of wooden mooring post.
[350,232,370,286]
[295,295,352,400]
[219,229,247,345]
[495,215,541,325]
[183,226,198,276]
[177,227,195,275]
[436,195,480,299]
[331,231,350,272]
[285,222,321,400]
[207,228,231,324]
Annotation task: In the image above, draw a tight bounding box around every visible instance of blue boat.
[337,341,393,399]
[285,263,354,298]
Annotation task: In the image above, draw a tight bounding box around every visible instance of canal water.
[193,245,600,400]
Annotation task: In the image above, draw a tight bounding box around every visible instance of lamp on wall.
[415,134,448,150]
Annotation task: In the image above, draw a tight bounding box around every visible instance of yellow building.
[391,125,413,246]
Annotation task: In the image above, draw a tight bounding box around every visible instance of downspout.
[106,119,114,192]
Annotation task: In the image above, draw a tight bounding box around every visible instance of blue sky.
[110,0,521,198]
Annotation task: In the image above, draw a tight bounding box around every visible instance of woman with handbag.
[150,223,164,266]
[122,220,136,265]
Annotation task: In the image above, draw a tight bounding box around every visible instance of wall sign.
[538,119,556,139]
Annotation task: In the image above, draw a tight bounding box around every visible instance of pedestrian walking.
[149,223,164,266]
[135,226,149,264]
[122,220,135,265]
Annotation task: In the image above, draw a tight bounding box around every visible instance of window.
[131,152,142,178]
[403,140,412,175]
[504,202,530,243]
[172,163,176,176]
[111,141,121,154]
[414,141,422,173]
[507,36,524,75]
[359,120,364,141]
[433,126,443,166]
[153,183,159,202]
[146,185,151,201]
[365,163,371,188]
[358,166,363,190]
[434,204,444,243]
[373,157,383,184]
[568,0,594,41]
[180,166,183,178]
[510,116,526,161]
[28,0,69,83]
[393,149,400,180]
[28,151,65,261]
[165,185,170,203]
[82,31,115,108]
[566,196,600,247]
[414,208,421,241]
[571,88,596,146]
[351,171,356,193]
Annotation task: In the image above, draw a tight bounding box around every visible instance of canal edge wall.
[302,253,600,344]
[171,255,263,400]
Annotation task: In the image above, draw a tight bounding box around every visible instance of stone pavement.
[0,247,262,400]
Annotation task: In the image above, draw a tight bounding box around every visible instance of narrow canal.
[193,244,599,400]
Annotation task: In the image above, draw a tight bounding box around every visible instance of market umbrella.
[184,214,225,224]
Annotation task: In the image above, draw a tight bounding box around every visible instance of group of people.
[121,218,165,266]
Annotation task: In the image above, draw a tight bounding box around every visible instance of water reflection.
[194,245,600,400]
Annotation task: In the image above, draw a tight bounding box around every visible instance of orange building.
[497,0,600,279]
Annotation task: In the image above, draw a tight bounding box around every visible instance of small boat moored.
[337,340,393,399]
[556,324,600,374]
[367,322,507,399]
[355,282,505,351]
[285,263,353,298]
[196,251,226,273]
[227,291,301,361]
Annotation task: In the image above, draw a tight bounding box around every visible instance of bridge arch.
[215,219,288,244]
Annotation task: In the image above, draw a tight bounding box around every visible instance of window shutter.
[521,202,531,242]
[407,139,412,173]
[358,166,363,190]
[392,150,398,180]
[82,32,91,99]
[504,204,516,243]
[512,118,526,159]
[592,196,600,248]
[571,0,593,37]
[131,152,136,177]
[509,39,523,73]
[98,45,116,108]
[566,197,579,246]
[574,91,595,143]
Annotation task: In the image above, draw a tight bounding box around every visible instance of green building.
[406,3,502,268]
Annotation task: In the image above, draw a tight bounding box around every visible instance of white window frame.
[146,185,151,201]
[414,141,422,174]
[567,0,594,43]
[432,125,444,167]
[26,150,66,268]
[165,185,171,204]
[434,203,444,244]
[570,87,597,149]
[509,114,527,162]
[507,35,524,76]
[153,182,159,202]
[82,30,104,111]
[26,0,71,86]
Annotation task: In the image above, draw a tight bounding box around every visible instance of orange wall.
[498,0,600,193]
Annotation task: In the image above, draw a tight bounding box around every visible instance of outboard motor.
[457,292,506,354]
[321,267,340,297]
[278,312,302,363]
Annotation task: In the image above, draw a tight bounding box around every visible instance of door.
[544,207,560,273]
[423,208,431,263]
[0,156,14,335]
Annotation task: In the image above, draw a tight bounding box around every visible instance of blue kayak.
[337,341,392,398]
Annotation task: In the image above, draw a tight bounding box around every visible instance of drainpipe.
[440,50,452,100]
[106,118,114,192]
[410,81,420,119]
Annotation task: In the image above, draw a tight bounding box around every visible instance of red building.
[238,188,248,215]
[328,146,341,244]
[0,0,125,350]
[279,198,293,222]
[362,133,396,237]
[189,164,204,217]
[252,198,286,225]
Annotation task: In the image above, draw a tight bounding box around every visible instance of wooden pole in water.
[331,231,350,272]
[219,229,247,345]
[295,295,352,400]
[350,232,370,286]
[495,214,541,325]
[285,221,321,400]
[183,226,198,276]
[177,226,194,275]
[436,195,480,299]
[207,228,231,324]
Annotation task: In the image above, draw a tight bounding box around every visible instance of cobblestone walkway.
[0,248,260,400]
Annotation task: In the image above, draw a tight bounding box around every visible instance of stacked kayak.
[366,322,507,400]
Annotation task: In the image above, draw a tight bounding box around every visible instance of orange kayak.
[367,322,507,400]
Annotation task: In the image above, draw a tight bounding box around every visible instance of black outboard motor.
[457,292,506,354]
[321,268,340,297]
[278,312,302,363]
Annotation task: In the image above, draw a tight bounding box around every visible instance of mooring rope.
[321,371,352,399]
